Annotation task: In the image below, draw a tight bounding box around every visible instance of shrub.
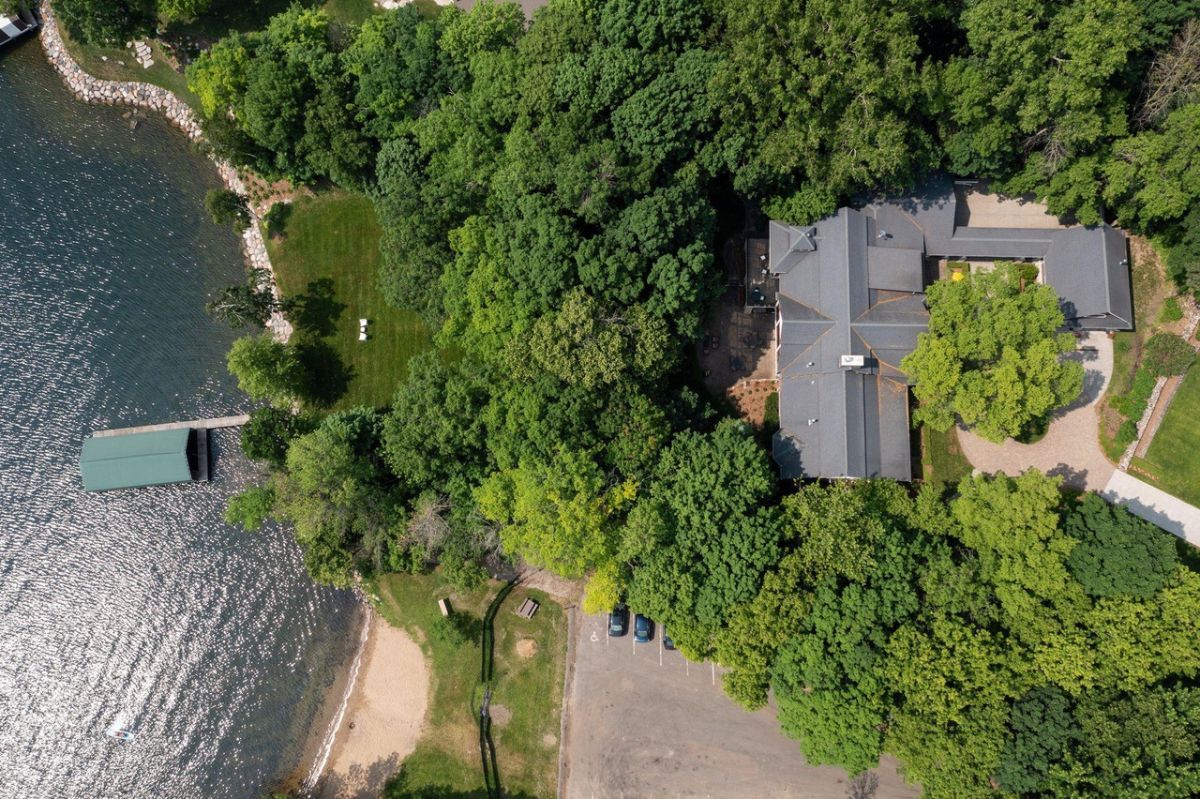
[429,611,478,647]
[1143,333,1196,377]
[1112,368,1158,419]
[225,486,275,531]
[1016,262,1040,283]
[1115,419,1138,448]
[240,407,316,468]
[205,189,250,232]
[263,202,293,238]
[1160,296,1183,323]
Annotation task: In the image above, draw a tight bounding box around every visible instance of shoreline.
[311,605,431,798]
[36,2,292,342]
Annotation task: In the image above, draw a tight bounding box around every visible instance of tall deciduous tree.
[938,0,1144,224]
[474,448,635,578]
[903,266,1084,442]
[273,408,397,585]
[226,334,306,408]
[714,0,936,222]
[381,353,492,499]
[625,420,781,655]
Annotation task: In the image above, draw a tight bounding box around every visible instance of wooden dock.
[92,414,250,438]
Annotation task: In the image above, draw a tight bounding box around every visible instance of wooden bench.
[515,597,539,619]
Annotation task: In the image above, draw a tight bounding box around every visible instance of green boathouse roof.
[80,428,194,492]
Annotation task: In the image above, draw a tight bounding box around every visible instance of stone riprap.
[39,3,293,342]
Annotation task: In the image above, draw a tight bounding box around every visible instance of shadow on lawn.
[383,770,539,799]
[297,339,354,407]
[286,278,347,338]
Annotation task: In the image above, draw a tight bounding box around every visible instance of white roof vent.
[840,354,865,368]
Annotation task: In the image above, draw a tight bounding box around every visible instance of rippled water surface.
[0,40,356,798]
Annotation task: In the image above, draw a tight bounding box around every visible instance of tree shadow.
[382,769,540,799]
[296,339,354,407]
[449,610,484,644]
[317,752,402,799]
[286,278,347,338]
[1047,462,1090,491]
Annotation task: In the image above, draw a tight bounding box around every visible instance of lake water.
[0,38,357,798]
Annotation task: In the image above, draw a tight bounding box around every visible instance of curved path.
[957,332,1115,491]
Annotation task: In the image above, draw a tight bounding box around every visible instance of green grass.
[1100,238,1170,458]
[921,425,973,486]
[58,29,201,110]
[373,572,567,799]
[165,0,300,42]
[267,191,435,409]
[321,0,380,25]
[1132,364,1200,506]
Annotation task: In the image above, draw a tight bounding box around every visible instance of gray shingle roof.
[771,177,1133,482]
[868,177,1133,329]
[773,210,925,481]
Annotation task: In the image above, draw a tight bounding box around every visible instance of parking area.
[560,611,920,799]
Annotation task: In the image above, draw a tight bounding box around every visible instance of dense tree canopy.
[195,2,1200,796]
[715,0,937,223]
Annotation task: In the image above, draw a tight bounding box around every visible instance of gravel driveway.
[957,332,1115,491]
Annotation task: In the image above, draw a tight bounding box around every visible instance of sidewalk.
[1103,470,1200,547]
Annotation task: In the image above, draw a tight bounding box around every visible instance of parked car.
[634,613,653,643]
[662,627,675,650]
[608,603,629,637]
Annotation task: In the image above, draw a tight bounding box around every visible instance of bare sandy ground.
[318,613,430,799]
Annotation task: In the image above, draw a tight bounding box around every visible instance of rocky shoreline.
[37,3,293,342]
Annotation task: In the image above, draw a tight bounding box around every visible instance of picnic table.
[515,597,539,619]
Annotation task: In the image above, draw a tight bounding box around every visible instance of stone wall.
[38,3,293,342]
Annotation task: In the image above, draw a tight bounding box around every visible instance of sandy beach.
[317,610,430,798]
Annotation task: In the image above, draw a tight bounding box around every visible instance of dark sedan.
[634,613,653,643]
[608,603,629,637]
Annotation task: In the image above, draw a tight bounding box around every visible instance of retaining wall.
[38,4,293,342]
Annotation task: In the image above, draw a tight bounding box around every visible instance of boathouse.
[80,428,198,492]
[0,13,36,48]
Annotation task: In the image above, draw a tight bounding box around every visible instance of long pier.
[91,414,250,438]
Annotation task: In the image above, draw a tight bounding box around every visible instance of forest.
[57,0,1200,796]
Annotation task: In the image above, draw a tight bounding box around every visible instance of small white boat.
[107,728,135,742]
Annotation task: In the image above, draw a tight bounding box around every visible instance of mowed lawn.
[373,572,567,799]
[268,192,434,409]
[921,424,973,486]
[1133,364,1200,506]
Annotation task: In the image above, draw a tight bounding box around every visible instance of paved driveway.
[957,332,1115,490]
[1103,470,1200,547]
[560,611,920,799]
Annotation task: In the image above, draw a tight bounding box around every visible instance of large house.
[758,178,1133,482]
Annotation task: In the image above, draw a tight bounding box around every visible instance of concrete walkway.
[1103,470,1200,547]
[958,333,1115,491]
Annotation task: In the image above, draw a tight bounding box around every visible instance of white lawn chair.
[358,331,368,342]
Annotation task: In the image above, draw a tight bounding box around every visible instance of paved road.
[958,332,1114,490]
[1103,470,1200,547]
[560,611,920,799]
